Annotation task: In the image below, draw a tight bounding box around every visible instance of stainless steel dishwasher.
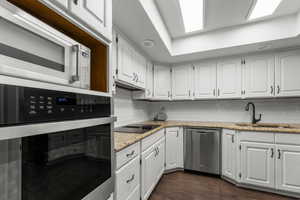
[184,128,221,175]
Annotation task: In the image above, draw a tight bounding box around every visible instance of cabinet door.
[145,62,154,98]
[117,36,135,84]
[194,62,217,99]
[132,62,153,100]
[153,64,171,100]
[155,138,165,182]
[276,145,300,193]
[171,65,193,100]
[165,128,178,170]
[217,58,242,99]
[134,51,146,89]
[243,55,275,98]
[141,147,158,200]
[275,50,300,97]
[222,129,236,180]
[240,142,275,188]
[70,0,112,40]
[115,156,140,200]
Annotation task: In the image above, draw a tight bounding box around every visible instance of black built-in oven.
[0,84,113,200]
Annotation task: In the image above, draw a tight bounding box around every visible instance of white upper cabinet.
[116,34,146,89]
[171,64,193,100]
[240,142,275,189]
[40,0,112,41]
[153,64,171,100]
[133,51,146,89]
[133,62,153,100]
[222,129,236,181]
[165,127,184,170]
[217,58,242,99]
[193,61,217,99]
[145,62,154,98]
[276,145,300,193]
[243,55,275,98]
[117,36,135,84]
[275,49,300,97]
[70,0,112,41]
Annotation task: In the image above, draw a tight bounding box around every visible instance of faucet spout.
[245,102,262,124]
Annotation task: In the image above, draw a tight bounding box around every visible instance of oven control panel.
[0,84,111,126]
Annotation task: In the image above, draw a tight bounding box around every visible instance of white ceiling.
[113,0,300,64]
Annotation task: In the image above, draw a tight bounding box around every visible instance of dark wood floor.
[149,172,297,200]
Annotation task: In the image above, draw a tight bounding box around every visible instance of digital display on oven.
[56,97,76,105]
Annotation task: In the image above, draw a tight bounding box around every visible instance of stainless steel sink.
[235,123,296,129]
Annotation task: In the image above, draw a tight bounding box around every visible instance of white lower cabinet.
[222,129,236,181]
[237,131,300,197]
[115,156,140,200]
[165,127,183,170]
[240,142,275,189]
[141,137,165,200]
[276,145,300,193]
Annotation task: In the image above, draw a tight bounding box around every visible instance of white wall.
[114,88,150,127]
[149,98,300,124]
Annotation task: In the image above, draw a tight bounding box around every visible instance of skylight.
[179,0,204,33]
[248,0,282,20]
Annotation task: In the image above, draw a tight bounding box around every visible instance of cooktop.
[114,124,160,134]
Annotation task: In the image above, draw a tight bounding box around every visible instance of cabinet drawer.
[275,133,300,145]
[115,156,140,200]
[239,131,274,143]
[166,127,180,133]
[141,129,164,152]
[116,142,140,170]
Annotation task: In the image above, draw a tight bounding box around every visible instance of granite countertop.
[114,121,300,152]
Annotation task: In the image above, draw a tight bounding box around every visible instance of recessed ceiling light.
[179,0,204,33]
[142,39,155,48]
[248,0,282,20]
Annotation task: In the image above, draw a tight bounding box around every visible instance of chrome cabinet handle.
[271,148,274,158]
[231,135,234,143]
[126,175,135,183]
[270,86,274,94]
[126,150,135,158]
[154,147,158,156]
[189,90,191,97]
[70,45,80,84]
[73,0,78,5]
[277,85,280,94]
[213,89,216,96]
[177,131,179,137]
[278,149,281,159]
[218,89,220,96]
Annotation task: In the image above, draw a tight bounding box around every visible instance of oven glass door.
[0,3,80,87]
[22,124,111,200]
